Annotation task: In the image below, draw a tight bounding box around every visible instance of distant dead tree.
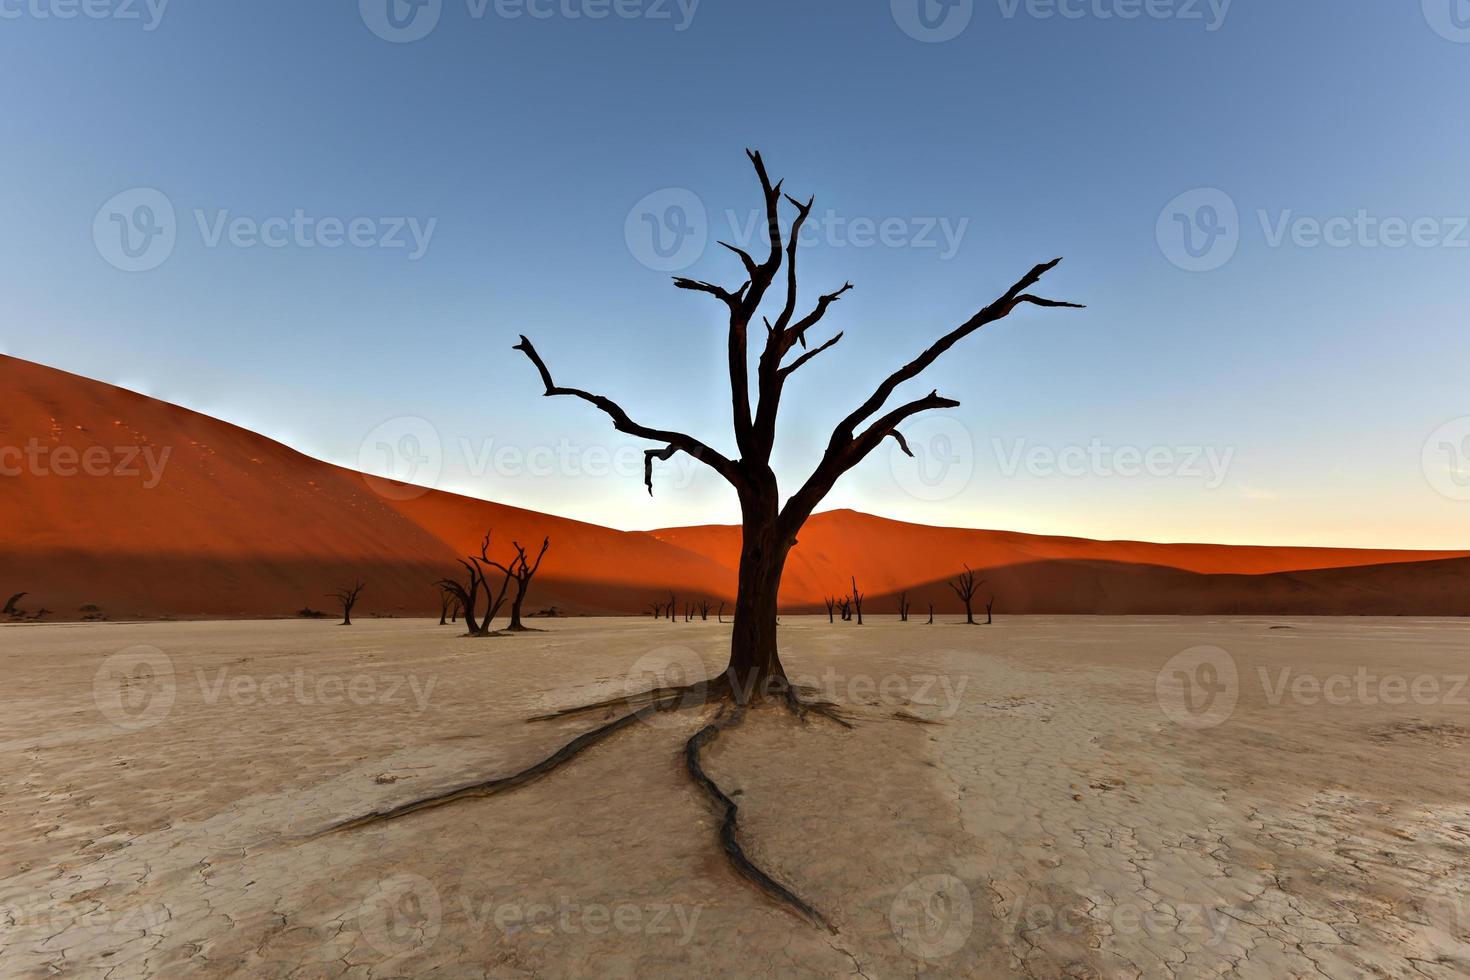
[3,592,26,618]
[327,150,1079,931]
[697,599,712,621]
[949,564,986,625]
[329,581,365,626]
[667,590,678,622]
[927,603,934,625]
[438,587,453,626]
[985,596,995,625]
[898,592,911,622]
[438,532,516,636]
[850,577,864,625]
[837,596,852,621]
[718,601,727,623]
[486,536,550,632]
[824,595,837,623]
[649,600,664,618]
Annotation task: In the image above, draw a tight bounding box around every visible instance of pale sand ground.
[2,616,1469,978]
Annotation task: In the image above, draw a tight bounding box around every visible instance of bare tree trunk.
[986,596,994,625]
[725,505,789,702]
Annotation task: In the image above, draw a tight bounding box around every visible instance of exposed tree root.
[527,677,724,722]
[530,673,853,730]
[685,708,835,933]
[891,709,945,726]
[307,665,849,933]
[307,698,682,838]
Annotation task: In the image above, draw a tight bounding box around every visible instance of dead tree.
[327,150,1079,930]
[3,592,25,618]
[898,592,910,622]
[850,577,864,625]
[438,587,453,626]
[837,596,852,621]
[328,581,365,626]
[985,596,995,625]
[718,601,727,624]
[927,603,934,625]
[486,537,550,632]
[649,601,664,619]
[438,532,516,636]
[824,595,836,623]
[949,564,986,625]
[667,590,677,622]
[697,599,712,621]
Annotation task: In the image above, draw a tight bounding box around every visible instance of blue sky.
[4,1,1470,547]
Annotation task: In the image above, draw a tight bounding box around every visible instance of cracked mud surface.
[1,616,1467,977]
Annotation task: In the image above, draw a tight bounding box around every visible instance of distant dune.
[3,354,1467,620]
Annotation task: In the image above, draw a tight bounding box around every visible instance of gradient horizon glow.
[4,2,1469,548]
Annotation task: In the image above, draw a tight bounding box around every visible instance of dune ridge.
[3,354,1467,620]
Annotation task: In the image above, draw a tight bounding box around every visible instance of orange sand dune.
[652,513,1470,609]
[3,354,1468,620]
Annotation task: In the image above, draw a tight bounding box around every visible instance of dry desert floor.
[2,616,1469,978]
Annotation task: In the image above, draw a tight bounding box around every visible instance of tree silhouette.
[438,532,516,636]
[328,581,365,626]
[327,150,1078,929]
[898,592,911,622]
[849,576,864,625]
[486,537,550,632]
[949,564,986,625]
[514,151,1075,700]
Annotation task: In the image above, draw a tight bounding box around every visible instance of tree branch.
[513,335,740,494]
[779,332,844,379]
[828,259,1079,451]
